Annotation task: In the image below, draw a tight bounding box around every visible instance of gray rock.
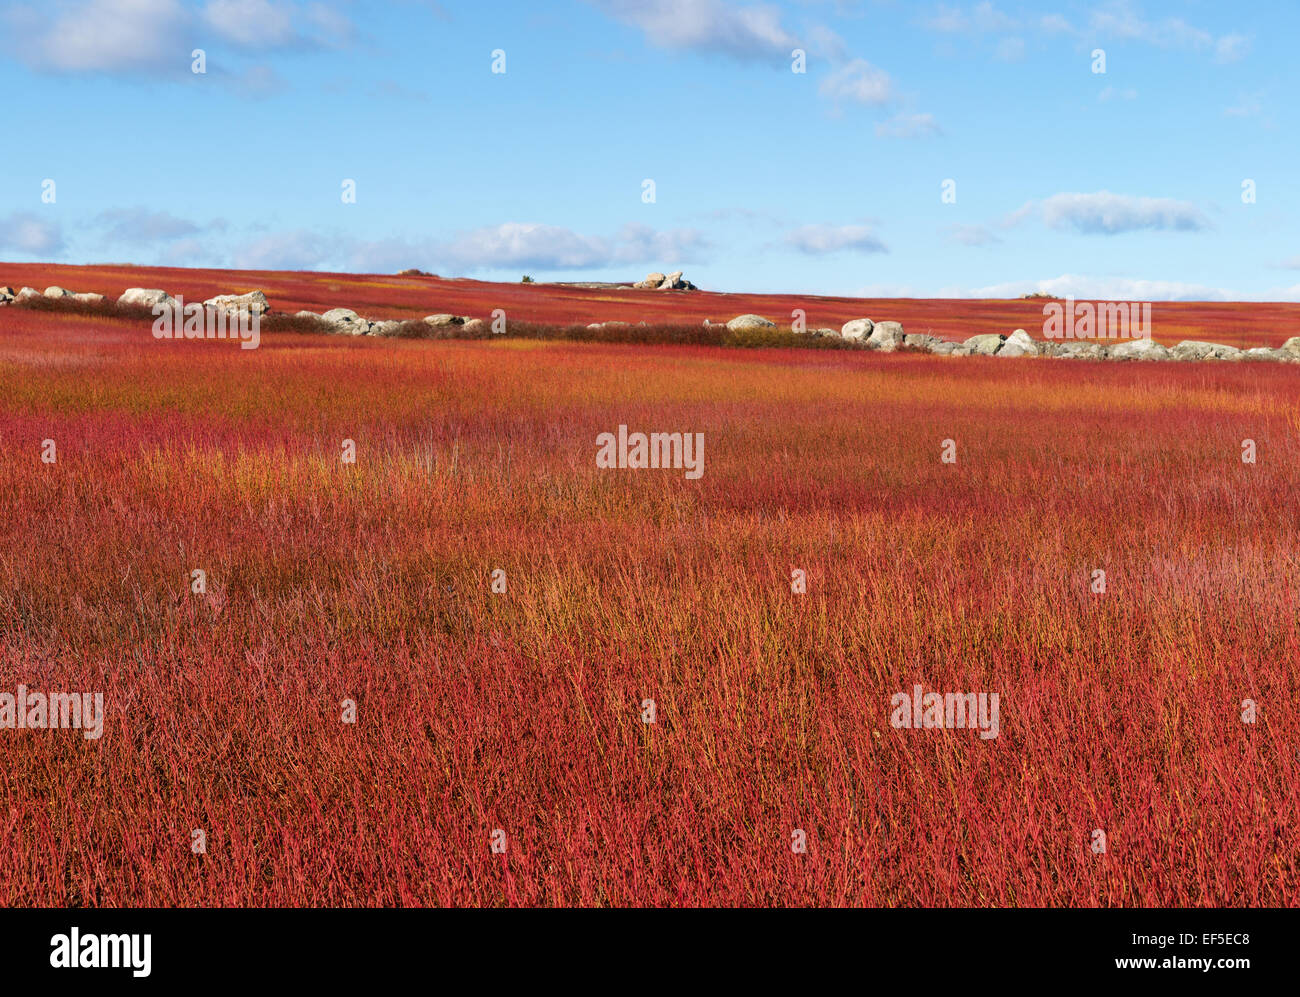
[996,329,1040,357]
[118,287,176,309]
[1171,340,1243,362]
[1057,342,1110,360]
[44,286,72,298]
[964,333,1005,355]
[633,272,666,289]
[726,314,776,331]
[928,341,960,355]
[423,313,466,327]
[72,292,105,304]
[1110,338,1171,361]
[203,291,270,316]
[369,320,404,337]
[903,333,941,350]
[1279,336,1300,358]
[866,320,905,352]
[840,318,874,341]
[15,287,42,303]
[461,319,488,334]
[1243,347,1283,362]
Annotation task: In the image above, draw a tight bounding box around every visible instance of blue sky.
[0,0,1296,300]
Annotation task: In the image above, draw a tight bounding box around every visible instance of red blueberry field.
[1,264,1298,906]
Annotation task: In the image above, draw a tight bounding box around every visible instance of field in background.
[2,274,1299,906]
[3,262,1299,347]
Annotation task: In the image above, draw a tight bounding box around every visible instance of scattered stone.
[903,333,940,350]
[634,270,696,290]
[1172,340,1243,362]
[928,341,960,355]
[726,314,776,331]
[840,318,874,341]
[810,327,839,337]
[16,287,41,302]
[423,313,466,327]
[118,287,176,310]
[396,268,430,276]
[1243,347,1282,362]
[203,291,270,316]
[72,292,105,304]
[866,320,905,352]
[44,286,72,298]
[0,286,14,304]
[964,333,1005,355]
[1110,338,1172,361]
[369,320,404,337]
[1057,342,1110,360]
[461,319,487,334]
[996,329,1040,357]
[319,308,372,335]
[1279,337,1300,358]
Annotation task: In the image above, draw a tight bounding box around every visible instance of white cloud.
[0,211,64,254]
[875,111,941,138]
[995,36,1025,61]
[973,273,1234,301]
[233,222,710,273]
[6,0,190,73]
[93,208,204,243]
[3,0,351,76]
[922,2,1017,34]
[785,224,887,254]
[591,0,799,61]
[1009,191,1209,235]
[818,58,893,105]
[946,224,1000,246]
[1083,1,1247,61]
[203,0,296,47]
[1214,33,1249,64]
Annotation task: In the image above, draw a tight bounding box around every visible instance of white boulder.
[118,287,176,310]
[964,333,1005,355]
[726,314,776,331]
[840,318,874,341]
[1110,338,1171,361]
[203,291,270,316]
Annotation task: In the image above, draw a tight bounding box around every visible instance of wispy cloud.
[974,273,1234,301]
[1098,85,1137,101]
[784,224,887,255]
[233,221,711,273]
[921,2,1017,34]
[875,111,941,138]
[589,0,799,62]
[0,211,64,255]
[1006,191,1210,235]
[2,0,352,78]
[946,224,1000,247]
[818,57,893,105]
